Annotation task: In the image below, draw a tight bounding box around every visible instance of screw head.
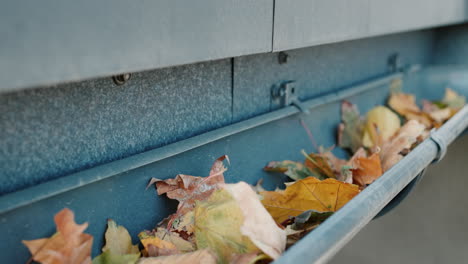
[278,52,289,64]
[112,73,131,85]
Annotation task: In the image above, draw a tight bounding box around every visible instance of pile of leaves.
[22,85,465,264]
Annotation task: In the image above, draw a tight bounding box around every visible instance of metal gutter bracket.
[272,81,310,114]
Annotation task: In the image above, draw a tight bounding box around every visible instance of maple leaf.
[92,219,140,264]
[264,160,322,180]
[338,101,365,153]
[22,208,93,264]
[148,155,228,228]
[362,106,401,148]
[137,249,217,264]
[194,182,286,263]
[260,177,360,224]
[350,151,383,187]
[388,92,432,127]
[379,120,426,172]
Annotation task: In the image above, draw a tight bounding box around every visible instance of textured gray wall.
[331,135,468,264]
[0,59,232,194]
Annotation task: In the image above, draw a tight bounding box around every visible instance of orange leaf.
[260,177,359,224]
[350,152,383,187]
[22,208,93,264]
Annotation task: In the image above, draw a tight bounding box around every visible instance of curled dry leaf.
[260,177,360,224]
[92,219,140,264]
[388,92,432,127]
[22,208,93,264]
[138,228,195,256]
[362,106,401,148]
[303,151,336,179]
[338,101,365,153]
[422,100,452,125]
[137,249,217,264]
[350,152,383,187]
[194,182,286,263]
[264,160,318,181]
[148,155,228,228]
[380,120,426,172]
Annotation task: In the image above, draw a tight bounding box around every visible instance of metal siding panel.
[369,0,439,34]
[0,0,273,92]
[273,0,369,51]
[0,59,232,194]
[234,30,434,122]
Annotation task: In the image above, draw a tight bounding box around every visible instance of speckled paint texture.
[233,30,434,121]
[0,59,232,194]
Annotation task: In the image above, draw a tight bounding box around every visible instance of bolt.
[112,73,131,85]
[278,52,289,64]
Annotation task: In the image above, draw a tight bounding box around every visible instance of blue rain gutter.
[275,105,468,264]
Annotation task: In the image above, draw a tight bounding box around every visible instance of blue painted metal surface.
[0,0,273,92]
[234,30,434,121]
[0,59,232,194]
[1,65,467,263]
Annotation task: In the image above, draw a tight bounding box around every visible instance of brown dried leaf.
[148,156,227,227]
[380,120,426,171]
[22,208,93,264]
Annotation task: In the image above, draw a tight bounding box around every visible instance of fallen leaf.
[290,210,334,231]
[380,120,426,171]
[260,177,359,224]
[350,152,383,187]
[422,100,452,125]
[388,91,433,127]
[92,251,140,264]
[23,208,93,264]
[102,219,139,255]
[362,106,401,148]
[92,219,140,264]
[138,228,195,255]
[443,87,466,109]
[264,160,319,180]
[302,151,336,179]
[148,156,227,228]
[338,101,365,153]
[230,253,271,264]
[194,182,286,263]
[225,182,286,260]
[137,249,217,264]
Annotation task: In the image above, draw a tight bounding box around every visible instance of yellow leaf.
[102,219,139,255]
[194,182,286,263]
[362,106,401,148]
[260,177,360,224]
